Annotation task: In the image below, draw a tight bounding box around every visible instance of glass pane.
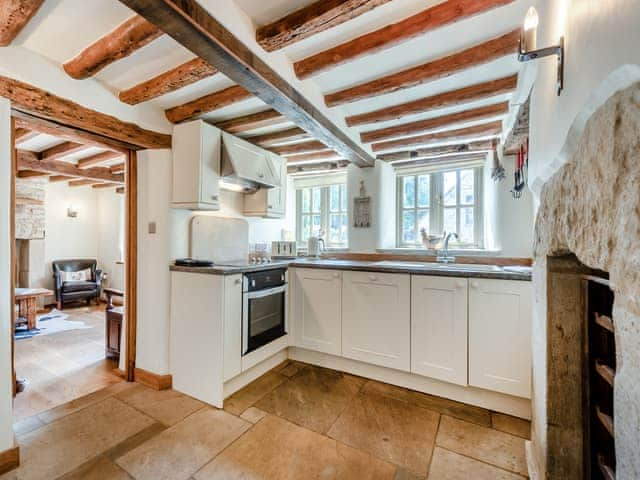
[402,210,416,244]
[417,175,430,208]
[402,176,415,208]
[302,215,310,241]
[459,207,474,243]
[329,185,340,212]
[311,187,322,213]
[443,208,457,236]
[340,213,348,243]
[329,213,340,243]
[311,214,321,236]
[340,184,347,211]
[417,209,430,235]
[301,189,310,213]
[443,171,457,206]
[460,169,474,205]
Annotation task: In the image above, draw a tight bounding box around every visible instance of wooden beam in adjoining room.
[77,151,124,169]
[361,101,509,144]
[286,151,344,163]
[287,161,350,175]
[48,175,74,183]
[14,127,38,144]
[346,75,518,127]
[120,0,375,166]
[392,152,489,168]
[270,140,330,156]
[294,0,514,79]
[16,169,49,178]
[17,149,124,183]
[248,127,309,146]
[92,183,117,189]
[119,58,218,105]
[63,15,163,79]
[4,78,171,149]
[0,0,45,46]
[68,179,95,187]
[41,141,90,161]
[165,85,252,124]
[256,0,391,52]
[216,109,287,133]
[377,139,495,162]
[325,29,520,107]
[110,162,125,174]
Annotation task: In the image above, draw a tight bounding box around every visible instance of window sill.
[376,248,502,257]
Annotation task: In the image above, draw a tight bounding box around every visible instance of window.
[397,167,482,248]
[297,183,348,248]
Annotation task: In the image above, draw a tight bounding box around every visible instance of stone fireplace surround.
[530,83,640,478]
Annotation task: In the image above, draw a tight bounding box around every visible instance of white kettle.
[307,236,325,257]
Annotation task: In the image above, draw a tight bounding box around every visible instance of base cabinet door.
[468,279,532,398]
[292,268,342,355]
[411,276,468,386]
[342,271,410,371]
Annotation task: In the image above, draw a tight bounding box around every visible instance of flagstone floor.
[5,360,530,480]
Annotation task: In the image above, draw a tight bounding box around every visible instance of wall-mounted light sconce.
[518,7,565,96]
[67,205,78,218]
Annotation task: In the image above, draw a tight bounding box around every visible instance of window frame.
[396,166,484,249]
[296,182,348,249]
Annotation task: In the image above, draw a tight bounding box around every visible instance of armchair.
[52,259,102,309]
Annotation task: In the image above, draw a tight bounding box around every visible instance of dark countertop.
[170,258,532,281]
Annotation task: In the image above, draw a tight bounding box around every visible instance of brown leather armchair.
[52,259,102,309]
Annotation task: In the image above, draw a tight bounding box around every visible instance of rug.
[15,309,92,340]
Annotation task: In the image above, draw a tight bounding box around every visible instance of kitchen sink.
[371,260,502,273]
[372,261,442,268]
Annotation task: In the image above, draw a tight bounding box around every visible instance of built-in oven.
[242,268,287,355]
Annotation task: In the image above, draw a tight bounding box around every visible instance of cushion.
[62,281,97,293]
[60,268,92,283]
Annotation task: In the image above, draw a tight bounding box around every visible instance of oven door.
[242,284,287,355]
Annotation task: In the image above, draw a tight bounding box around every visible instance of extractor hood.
[220,132,280,191]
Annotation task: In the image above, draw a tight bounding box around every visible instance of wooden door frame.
[9,113,138,387]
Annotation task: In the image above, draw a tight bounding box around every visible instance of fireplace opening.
[583,273,616,479]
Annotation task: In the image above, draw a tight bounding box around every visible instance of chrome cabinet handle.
[258,172,265,178]
[369,275,378,281]
[235,278,242,285]
[332,272,340,278]
[456,281,465,289]
[211,195,219,200]
[471,281,479,289]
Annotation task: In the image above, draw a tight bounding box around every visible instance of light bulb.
[522,7,539,51]
[524,7,539,31]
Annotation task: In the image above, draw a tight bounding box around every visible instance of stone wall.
[15,177,45,240]
[532,83,640,478]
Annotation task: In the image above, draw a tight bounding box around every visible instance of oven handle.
[245,284,287,299]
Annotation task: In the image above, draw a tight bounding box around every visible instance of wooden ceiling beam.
[165,85,252,124]
[14,127,38,144]
[119,0,374,166]
[41,141,90,161]
[92,183,118,189]
[346,75,517,127]
[17,149,124,183]
[4,77,171,149]
[373,121,502,153]
[392,152,489,168]
[77,151,124,169]
[256,0,390,52]
[110,162,126,174]
[68,179,95,187]
[248,127,310,146]
[270,140,330,156]
[63,15,163,79]
[16,169,49,178]
[288,161,349,175]
[0,0,45,46]
[361,101,509,144]
[215,109,287,133]
[119,58,218,105]
[285,151,344,163]
[48,175,74,183]
[377,140,495,162]
[295,0,514,79]
[325,29,520,107]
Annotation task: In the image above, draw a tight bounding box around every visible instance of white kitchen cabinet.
[342,271,410,371]
[243,152,287,218]
[223,274,243,382]
[171,120,221,210]
[411,276,468,386]
[222,132,278,186]
[292,268,342,355]
[468,278,532,398]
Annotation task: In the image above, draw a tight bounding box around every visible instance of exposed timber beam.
[77,151,124,169]
[377,140,495,162]
[256,0,390,52]
[295,0,514,79]
[120,0,374,166]
[92,183,118,189]
[120,58,218,105]
[0,0,45,46]
[17,150,124,183]
[63,15,163,79]
[48,175,74,183]
[41,141,90,161]
[110,163,126,174]
[270,140,330,156]
[16,169,49,178]
[248,127,309,146]
[216,109,287,133]
[392,152,489,168]
[288,161,349,175]
[165,85,252,123]
[361,101,509,144]
[325,29,520,107]
[346,75,518,127]
[3,77,171,149]
[68,179,95,187]
[14,127,38,144]
[373,122,502,153]
[286,151,344,163]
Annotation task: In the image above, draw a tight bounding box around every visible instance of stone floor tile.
[275,360,304,378]
[239,406,267,424]
[255,365,366,434]
[363,380,491,427]
[436,415,528,476]
[59,456,133,480]
[194,415,396,480]
[427,447,525,479]
[223,370,287,416]
[394,468,425,480]
[491,412,532,439]
[116,408,251,480]
[327,389,440,476]
[2,397,154,480]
